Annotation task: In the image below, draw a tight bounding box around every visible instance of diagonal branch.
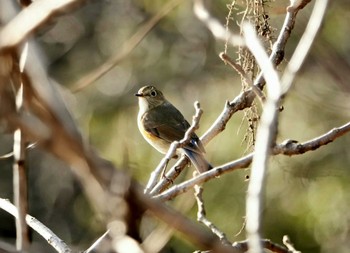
[281,0,329,94]
[0,198,72,253]
[154,121,350,201]
[147,102,203,195]
[0,0,84,51]
[194,184,232,245]
[148,0,315,195]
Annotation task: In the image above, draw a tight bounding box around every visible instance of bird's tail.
[183,149,213,173]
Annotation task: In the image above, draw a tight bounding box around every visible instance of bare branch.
[130,183,241,253]
[145,140,180,194]
[254,0,314,89]
[283,235,301,253]
[193,0,244,47]
[242,22,281,253]
[274,121,350,155]
[154,153,254,201]
[281,0,329,94]
[195,3,327,251]
[287,0,312,11]
[13,44,30,251]
[12,129,29,251]
[149,156,190,195]
[147,102,203,195]
[233,239,291,253]
[0,198,72,253]
[219,52,265,104]
[201,93,256,145]
[1,1,114,218]
[154,121,350,201]
[84,230,110,253]
[147,0,315,195]
[0,0,84,51]
[200,0,314,145]
[194,184,232,245]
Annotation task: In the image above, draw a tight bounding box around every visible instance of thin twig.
[224,0,237,54]
[194,184,232,245]
[233,239,291,253]
[220,52,265,104]
[283,235,301,253]
[0,0,84,50]
[84,230,110,253]
[0,198,72,253]
[254,0,313,90]
[13,43,30,251]
[193,0,244,47]
[152,0,314,194]
[201,0,309,143]
[149,156,190,195]
[130,183,241,253]
[154,121,350,201]
[281,0,329,94]
[243,22,282,253]
[152,93,255,194]
[13,128,29,251]
[2,1,112,218]
[153,91,350,196]
[145,140,180,194]
[273,122,350,155]
[0,142,37,160]
[146,102,203,195]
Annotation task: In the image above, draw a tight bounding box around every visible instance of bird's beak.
[135,93,143,97]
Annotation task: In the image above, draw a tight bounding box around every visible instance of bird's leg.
[160,160,174,184]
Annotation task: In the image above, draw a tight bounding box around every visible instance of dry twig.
[194,184,232,245]
[12,43,30,251]
[282,235,301,253]
[232,239,290,253]
[243,22,281,253]
[219,52,265,104]
[0,0,84,50]
[0,198,72,253]
[154,121,350,201]
[147,102,203,195]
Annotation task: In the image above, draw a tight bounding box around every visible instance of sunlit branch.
[0,0,84,50]
[194,184,232,245]
[281,0,329,94]
[154,121,350,201]
[13,43,30,251]
[242,22,281,253]
[147,102,203,195]
[193,0,244,47]
[0,198,72,253]
[232,238,290,253]
[220,52,265,104]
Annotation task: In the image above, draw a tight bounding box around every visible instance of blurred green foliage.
[1,0,350,252]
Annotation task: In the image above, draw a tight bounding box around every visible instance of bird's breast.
[137,113,170,154]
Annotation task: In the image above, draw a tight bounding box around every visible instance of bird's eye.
[150,90,157,97]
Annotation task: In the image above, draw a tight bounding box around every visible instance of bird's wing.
[142,102,205,154]
[142,103,187,142]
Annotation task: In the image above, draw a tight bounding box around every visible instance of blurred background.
[0,0,350,252]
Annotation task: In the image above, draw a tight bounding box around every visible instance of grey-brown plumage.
[135,85,212,172]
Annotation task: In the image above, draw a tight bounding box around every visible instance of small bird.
[135,85,212,173]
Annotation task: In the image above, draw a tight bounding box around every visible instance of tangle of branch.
[154,121,350,201]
